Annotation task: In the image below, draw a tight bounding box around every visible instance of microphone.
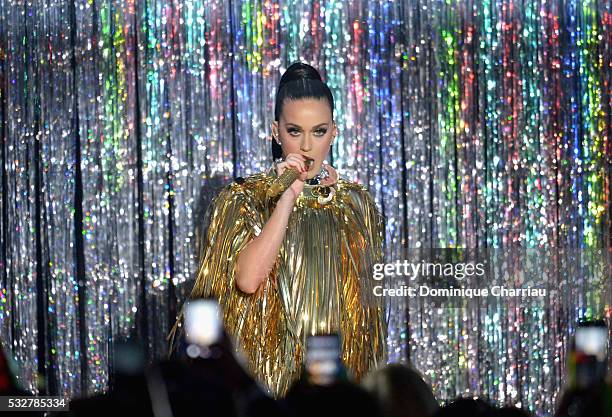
[266,158,313,199]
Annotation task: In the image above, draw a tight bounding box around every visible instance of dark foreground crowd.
[1,331,610,417]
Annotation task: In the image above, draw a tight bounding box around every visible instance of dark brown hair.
[272,62,334,160]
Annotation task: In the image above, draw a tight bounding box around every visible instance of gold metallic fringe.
[169,172,387,398]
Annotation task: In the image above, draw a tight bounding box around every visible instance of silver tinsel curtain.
[0,0,610,415]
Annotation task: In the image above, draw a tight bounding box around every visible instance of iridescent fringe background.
[0,0,610,415]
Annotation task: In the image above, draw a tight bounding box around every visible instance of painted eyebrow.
[284,123,329,129]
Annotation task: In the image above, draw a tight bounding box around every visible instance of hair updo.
[272,62,335,160]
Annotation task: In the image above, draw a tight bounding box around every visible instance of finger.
[286,153,305,160]
[293,153,308,163]
[286,155,307,172]
[285,158,306,173]
[275,161,288,175]
[292,154,313,168]
[278,160,301,176]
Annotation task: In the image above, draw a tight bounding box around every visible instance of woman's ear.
[271,121,280,143]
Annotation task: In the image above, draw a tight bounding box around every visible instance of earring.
[273,133,281,145]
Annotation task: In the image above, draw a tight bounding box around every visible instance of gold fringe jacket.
[172,171,387,397]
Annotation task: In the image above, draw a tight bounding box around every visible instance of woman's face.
[272,98,337,179]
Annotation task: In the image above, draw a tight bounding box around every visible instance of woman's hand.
[275,153,309,203]
[235,154,309,294]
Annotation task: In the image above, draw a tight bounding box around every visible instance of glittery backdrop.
[0,0,610,415]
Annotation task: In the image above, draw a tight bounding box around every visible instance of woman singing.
[170,62,387,397]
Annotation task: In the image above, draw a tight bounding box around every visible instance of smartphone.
[305,334,342,385]
[569,320,609,389]
[184,298,222,348]
[575,323,608,360]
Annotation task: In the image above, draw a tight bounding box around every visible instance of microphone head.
[304,157,314,169]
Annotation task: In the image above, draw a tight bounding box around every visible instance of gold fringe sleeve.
[336,181,387,381]
[168,175,286,392]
